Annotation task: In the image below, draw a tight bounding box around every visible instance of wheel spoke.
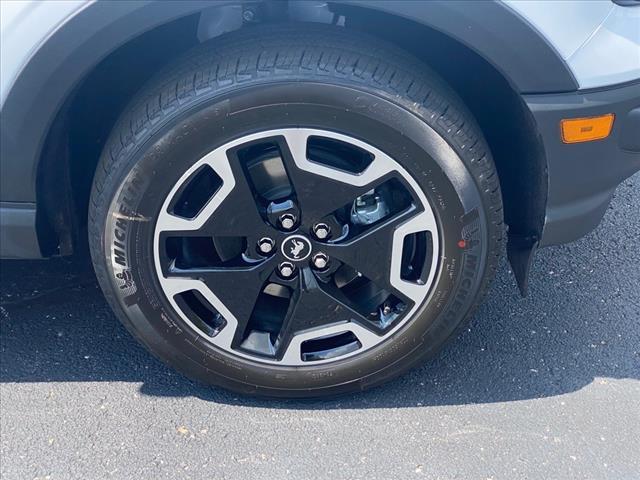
[276,130,397,221]
[275,268,374,361]
[164,257,277,346]
[323,207,418,298]
[198,151,269,237]
[156,149,268,238]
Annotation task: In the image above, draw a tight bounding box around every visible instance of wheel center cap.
[281,235,312,261]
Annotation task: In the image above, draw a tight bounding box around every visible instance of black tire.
[89,24,503,397]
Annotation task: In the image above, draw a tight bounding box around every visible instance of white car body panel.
[0,0,89,107]
[505,0,640,89]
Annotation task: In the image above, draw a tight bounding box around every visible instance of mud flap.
[507,233,539,297]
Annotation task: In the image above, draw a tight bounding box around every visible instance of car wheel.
[89,24,503,397]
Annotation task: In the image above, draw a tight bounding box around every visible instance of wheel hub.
[281,235,312,262]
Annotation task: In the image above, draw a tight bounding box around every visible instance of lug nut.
[279,213,297,230]
[311,252,329,270]
[278,262,295,278]
[242,8,255,22]
[313,223,331,240]
[257,237,275,255]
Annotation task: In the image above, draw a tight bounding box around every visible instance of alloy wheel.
[153,129,440,365]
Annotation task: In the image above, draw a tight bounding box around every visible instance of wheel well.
[36,14,201,255]
[36,5,546,256]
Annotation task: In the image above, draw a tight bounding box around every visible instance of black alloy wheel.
[153,128,439,365]
[89,24,503,397]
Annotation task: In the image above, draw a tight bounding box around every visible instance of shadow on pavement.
[1,180,639,409]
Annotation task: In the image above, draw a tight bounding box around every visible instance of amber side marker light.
[561,113,615,144]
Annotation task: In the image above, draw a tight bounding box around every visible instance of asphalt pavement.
[1,174,639,480]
